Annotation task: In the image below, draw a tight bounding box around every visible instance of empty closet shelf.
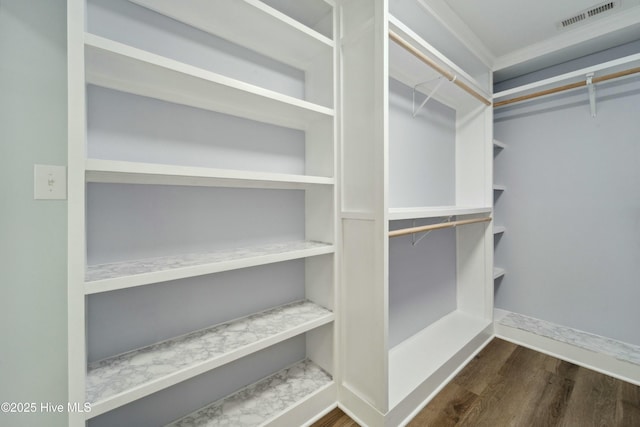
[493,226,506,235]
[493,139,506,150]
[85,241,334,294]
[85,34,334,131]
[388,206,492,221]
[493,185,506,191]
[85,159,334,190]
[127,0,333,71]
[166,359,332,427]
[494,267,506,279]
[86,301,334,418]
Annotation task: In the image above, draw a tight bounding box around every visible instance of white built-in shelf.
[86,159,334,190]
[86,300,334,419]
[388,206,492,221]
[493,184,506,191]
[494,267,506,279]
[387,15,491,114]
[127,0,334,71]
[85,241,334,294]
[388,311,492,408]
[84,34,334,131]
[493,226,506,235]
[166,358,334,427]
[493,139,506,150]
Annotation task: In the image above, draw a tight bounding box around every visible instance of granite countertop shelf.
[85,240,334,294]
[166,359,333,427]
[86,300,334,419]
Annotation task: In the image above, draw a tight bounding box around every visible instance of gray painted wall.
[494,72,640,345]
[0,1,68,426]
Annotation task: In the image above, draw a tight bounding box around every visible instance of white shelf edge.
[127,0,334,71]
[493,226,506,235]
[494,267,506,279]
[493,184,506,191]
[388,206,492,221]
[494,52,640,100]
[86,301,334,419]
[493,139,506,149]
[387,14,491,103]
[84,34,334,131]
[86,159,334,189]
[388,311,492,408]
[165,359,334,427]
[85,242,335,294]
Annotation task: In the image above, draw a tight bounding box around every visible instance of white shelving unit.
[340,1,493,425]
[493,139,506,282]
[68,1,337,425]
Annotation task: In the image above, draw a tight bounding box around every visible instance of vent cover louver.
[558,1,619,29]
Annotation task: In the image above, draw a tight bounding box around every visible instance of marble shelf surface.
[166,359,332,427]
[87,300,333,406]
[86,240,332,284]
[500,312,640,366]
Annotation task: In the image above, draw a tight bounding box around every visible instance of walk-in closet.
[4,0,638,426]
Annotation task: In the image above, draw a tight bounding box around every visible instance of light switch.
[34,164,67,200]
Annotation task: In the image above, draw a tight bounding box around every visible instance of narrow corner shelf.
[84,34,334,131]
[166,359,334,427]
[85,240,334,294]
[85,159,334,190]
[388,205,492,221]
[493,139,506,150]
[493,184,506,191]
[86,300,334,419]
[493,226,506,235]
[493,267,505,279]
[127,0,334,71]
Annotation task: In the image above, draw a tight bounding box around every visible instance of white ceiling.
[428,0,640,81]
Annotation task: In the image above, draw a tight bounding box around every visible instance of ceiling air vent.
[558,1,620,29]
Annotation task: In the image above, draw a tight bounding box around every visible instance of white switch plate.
[34,164,67,200]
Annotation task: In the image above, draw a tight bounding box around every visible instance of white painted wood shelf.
[85,241,334,294]
[86,300,334,419]
[493,139,506,150]
[85,34,334,131]
[493,184,506,191]
[86,159,334,190]
[165,358,334,427]
[387,15,491,114]
[388,206,492,221]
[388,311,492,408]
[493,267,506,279]
[493,226,506,235]
[127,0,334,71]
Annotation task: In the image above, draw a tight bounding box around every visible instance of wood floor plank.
[615,380,640,426]
[311,407,360,427]
[407,382,477,427]
[452,338,517,395]
[561,367,618,427]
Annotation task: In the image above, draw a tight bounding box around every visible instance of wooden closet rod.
[389,217,491,238]
[494,66,640,108]
[388,30,492,107]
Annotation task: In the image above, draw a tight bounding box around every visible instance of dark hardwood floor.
[311,338,640,427]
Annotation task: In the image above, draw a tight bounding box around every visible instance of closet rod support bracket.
[586,73,597,117]
[412,77,447,117]
[411,216,453,246]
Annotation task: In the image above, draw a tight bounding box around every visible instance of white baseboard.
[495,310,640,386]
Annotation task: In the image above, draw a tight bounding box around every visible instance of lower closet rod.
[389,217,491,238]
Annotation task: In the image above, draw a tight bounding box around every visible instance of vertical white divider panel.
[67,1,87,426]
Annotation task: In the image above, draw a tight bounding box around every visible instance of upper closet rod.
[388,30,492,107]
[494,66,640,108]
[389,217,491,238]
